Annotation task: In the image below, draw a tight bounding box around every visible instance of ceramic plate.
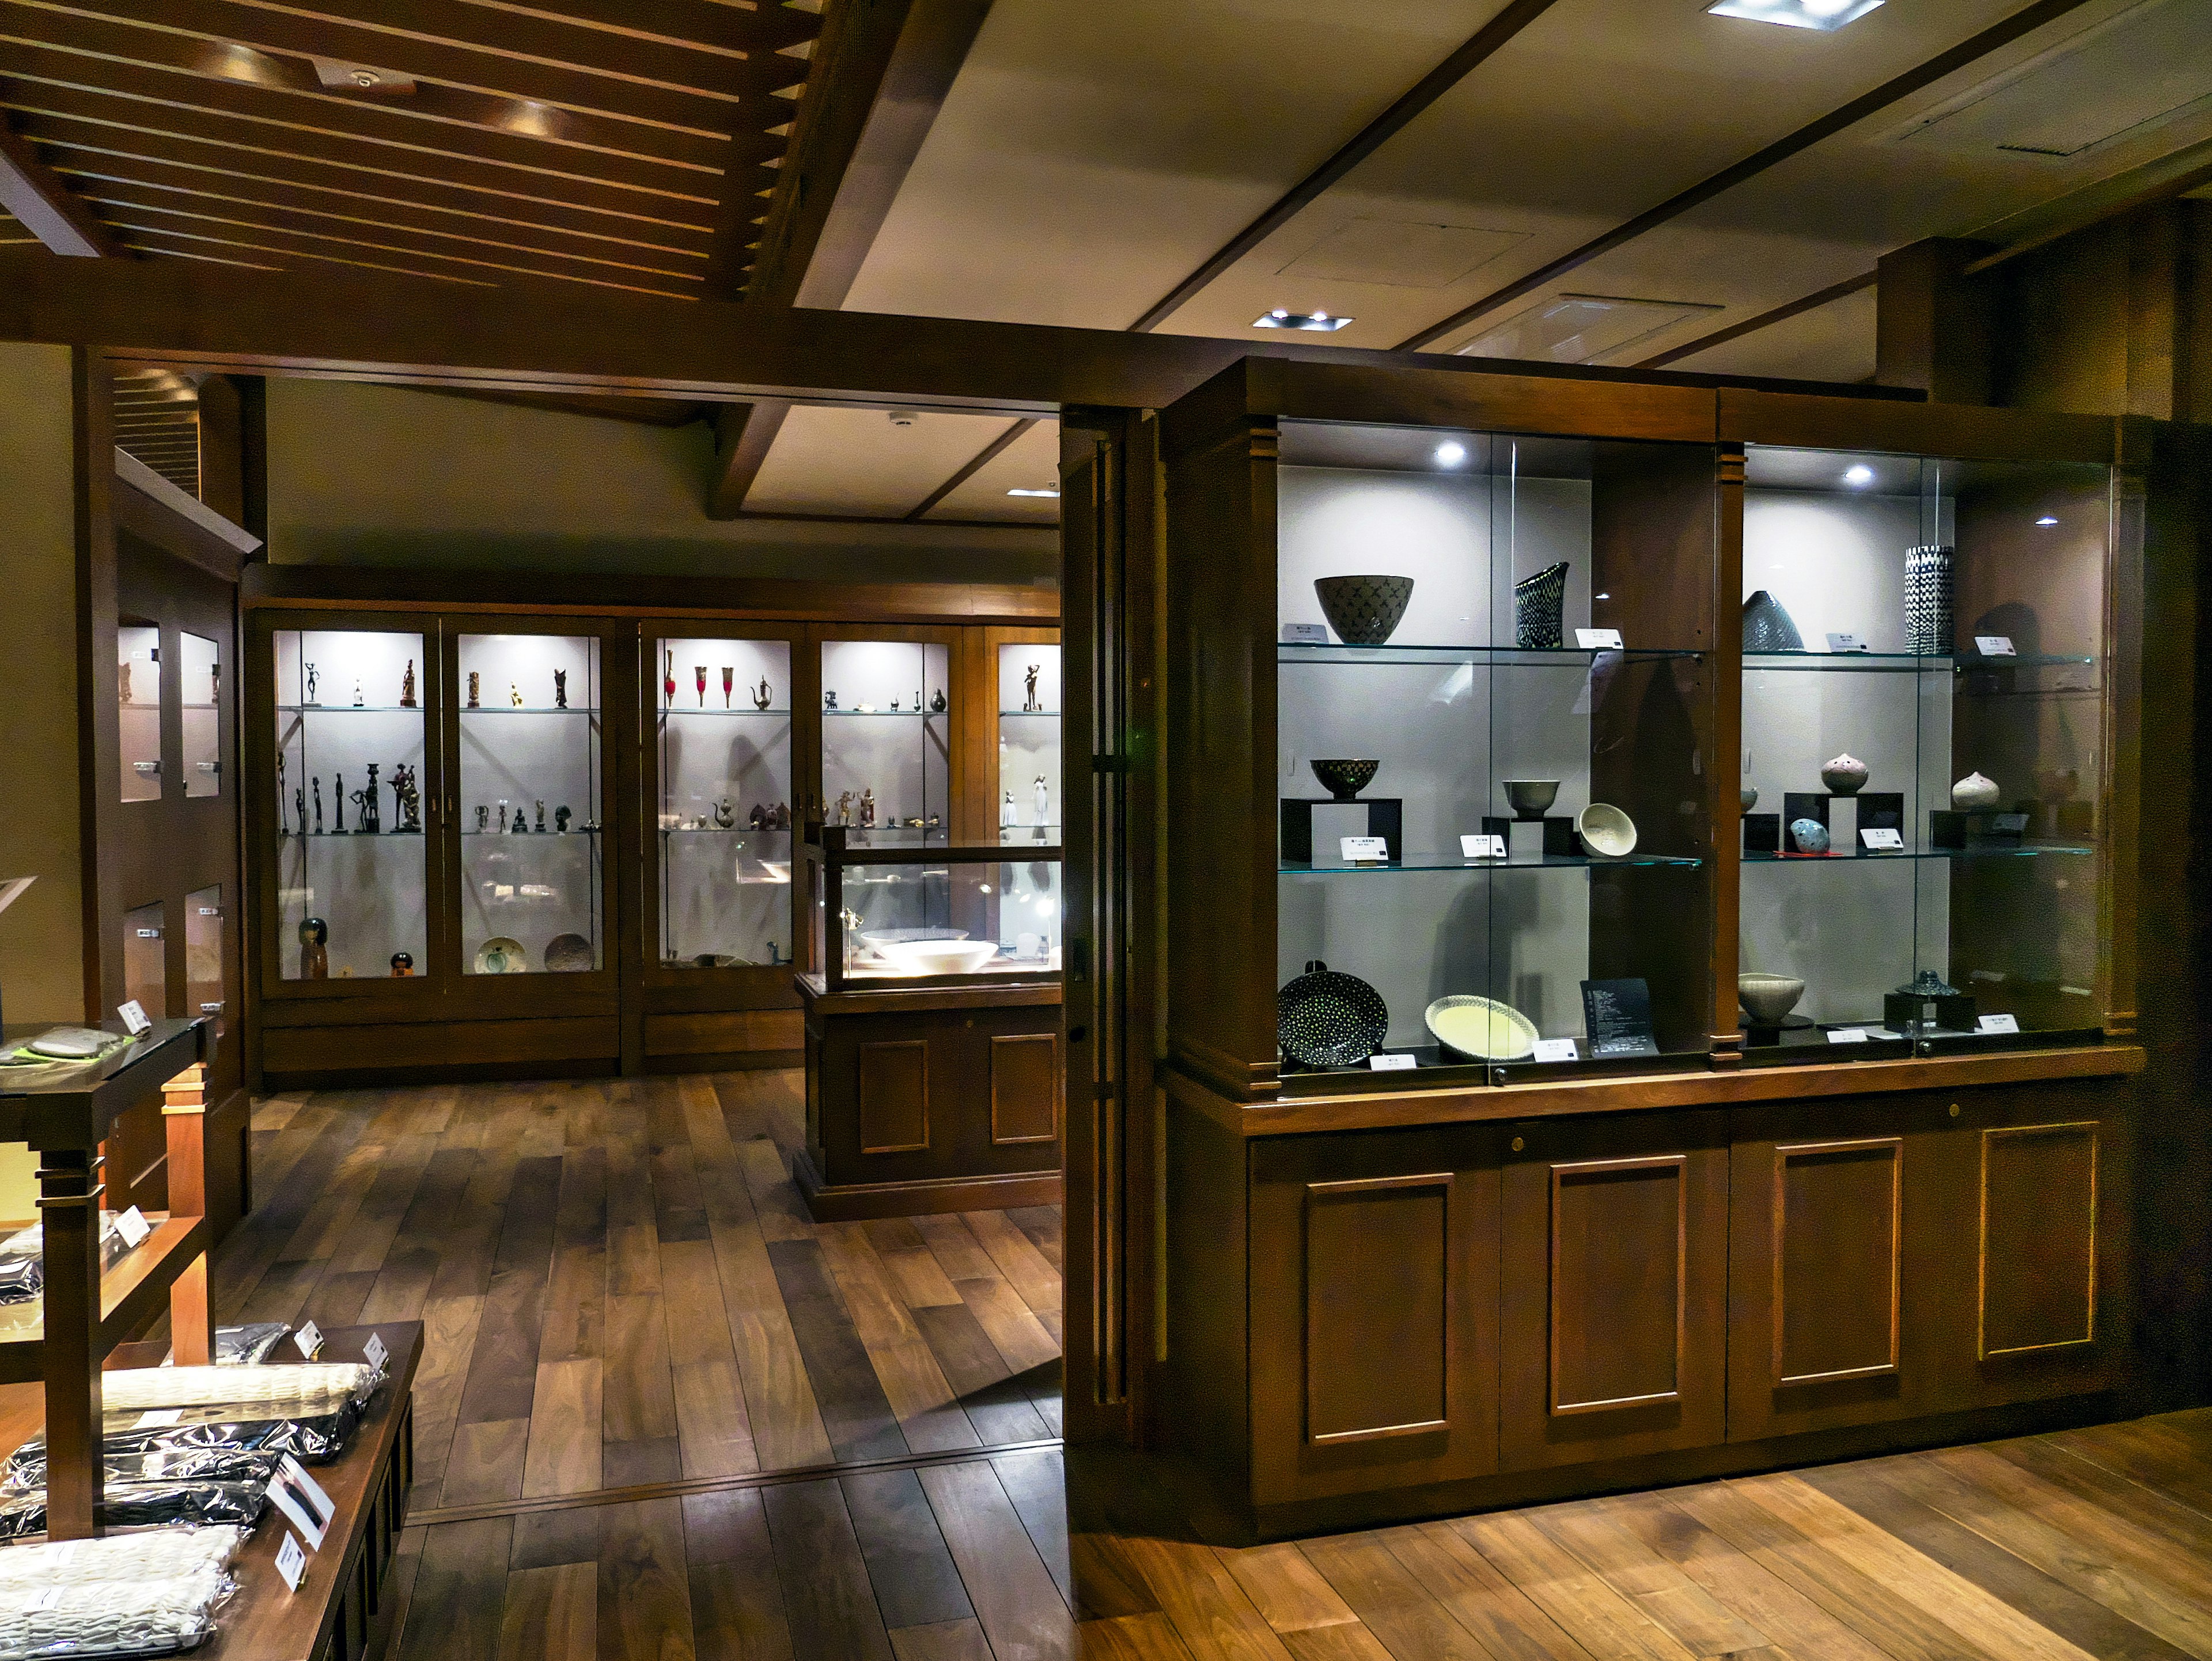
[1424,995,1539,1061]
[1277,962,1389,1068]
[474,936,527,974]
[543,932,593,973]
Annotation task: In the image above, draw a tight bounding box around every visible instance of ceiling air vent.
[1893,0,2212,160]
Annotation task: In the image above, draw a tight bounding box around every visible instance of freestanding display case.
[794,826,1062,1220]
[1157,359,2145,1538]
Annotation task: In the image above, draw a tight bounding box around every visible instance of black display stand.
[1480,815,1577,857]
[1743,812,1781,854]
[1281,797,1403,863]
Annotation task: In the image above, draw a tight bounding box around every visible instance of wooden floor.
[211,1083,2212,1661]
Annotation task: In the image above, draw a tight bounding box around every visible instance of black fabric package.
[0,1479,267,1541]
[3,1407,360,1494]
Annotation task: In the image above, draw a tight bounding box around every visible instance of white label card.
[1532,1038,1579,1063]
[1459,834,1506,859]
[1859,828,1905,850]
[294,1320,324,1360]
[271,1455,334,1551]
[1826,1027,1871,1044]
[1975,635,2017,657]
[1977,1013,2021,1034]
[1339,836,1390,863]
[133,1409,181,1429]
[1281,622,1330,645]
[364,1331,389,1373]
[116,1000,151,1036]
[1575,628,1623,650]
[115,1205,151,1248]
[275,1533,309,1593]
[1368,1053,1416,1072]
[1825,632,1869,653]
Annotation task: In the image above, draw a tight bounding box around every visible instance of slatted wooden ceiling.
[0,0,826,298]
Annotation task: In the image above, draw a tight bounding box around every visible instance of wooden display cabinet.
[1156,358,2152,1538]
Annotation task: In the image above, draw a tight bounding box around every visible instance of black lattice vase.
[1906,544,1955,655]
[1514,562,1569,649]
[1314,575,1414,646]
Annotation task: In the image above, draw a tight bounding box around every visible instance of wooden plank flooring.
[210,1084,2212,1660]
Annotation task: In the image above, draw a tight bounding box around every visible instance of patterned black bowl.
[1315,575,1415,646]
[1309,758,1378,800]
[1278,960,1389,1069]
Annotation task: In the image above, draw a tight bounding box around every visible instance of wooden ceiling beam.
[1963,147,2212,275]
[1397,0,2100,350]
[707,398,789,517]
[906,416,1033,521]
[415,385,711,426]
[0,113,119,254]
[1127,0,1563,334]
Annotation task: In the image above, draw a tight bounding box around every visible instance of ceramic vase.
[1513,562,1569,650]
[1906,544,1955,654]
[1952,770,2001,810]
[1315,575,1414,646]
[1742,590,1805,653]
[1821,753,1869,795]
[1789,818,1830,855]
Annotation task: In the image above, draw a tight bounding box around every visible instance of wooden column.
[164,1081,213,1365]
[37,1145,104,1539]
[1875,237,1999,404]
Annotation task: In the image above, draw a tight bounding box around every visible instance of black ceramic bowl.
[1315,575,1414,646]
[1310,758,1379,800]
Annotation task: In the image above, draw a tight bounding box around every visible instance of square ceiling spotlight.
[1252,309,1354,331]
[1707,0,1884,30]
[1454,294,1721,365]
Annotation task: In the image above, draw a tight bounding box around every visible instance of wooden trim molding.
[1978,1121,2099,1360]
[1549,1153,1687,1416]
[1771,1137,1902,1387]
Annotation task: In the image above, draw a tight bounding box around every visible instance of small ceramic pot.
[1821,753,1869,795]
[1789,818,1831,855]
[1314,576,1414,646]
[1738,973,1805,1026]
[1309,758,1378,800]
[1740,785,1759,812]
[1743,590,1805,653]
[1502,778,1559,820]
[1952,770,2001,811]
[1577,802,1637,858]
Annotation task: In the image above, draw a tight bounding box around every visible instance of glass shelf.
[1282,852,1704,875]
[461,829,599,839]
[1745,652,2095,672]
[823,709,946,718]
[999,709,1060,718]
[460,705,600,716]
[1280,643,1706,667]
[1745,843,2092,863]
[659,707,790,718]
[278,703,425,714]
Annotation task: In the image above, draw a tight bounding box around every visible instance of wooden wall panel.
[1981,1121,2098,1357]
[1775,1140,1901,1384]
[857,1039,930,1155]
[1550,1156,1687,1414]
[643,1010,804,1056]
[989,1032,1059,1145]
[1304,1175,1450,1444]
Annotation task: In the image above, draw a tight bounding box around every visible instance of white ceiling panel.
[925,419,1065,524]
[746,407,1015,518]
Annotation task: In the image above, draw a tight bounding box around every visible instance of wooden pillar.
[163,1082,213,1365]
[36,1145,104,1539]
[1875,237,1999,404]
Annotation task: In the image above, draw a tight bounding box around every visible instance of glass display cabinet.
[819,632,952,842]
[180,631,221,799]
[995,636,1061,836]
[802,826,1063,993]
[1736,444,2116,1058]
[118,621,161,802]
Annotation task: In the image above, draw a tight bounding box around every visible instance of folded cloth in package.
[3,1411,357,1493]
[0,1524,244,1661]
[100,1359,381,1416]
[215,1321,293,1365]
[0,1217,134,1306]
[0,1479,267,1542]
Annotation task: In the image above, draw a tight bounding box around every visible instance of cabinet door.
[1249,1125,1502,1506]
[1500,1111,1728,1470]
[1726,1093,1954,1441]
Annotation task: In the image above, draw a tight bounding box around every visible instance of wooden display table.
[0,1018,209,1538]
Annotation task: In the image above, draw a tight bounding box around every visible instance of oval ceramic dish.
[872,939,1001,976]
[1576,802,1638,858]
[543,932,593,973]
[1278,961,1388,1069]
[1424,995,1538,1062]
[474,936,527,974]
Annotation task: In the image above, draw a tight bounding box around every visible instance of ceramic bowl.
[871,938,1001,976]
[473,936,527,974]
[1502,778,1560,820]
[1309,758,1379,801]
[1314,575,1414,646]
[1789,818,1831,854]
[1279,961,1389,1069]
[1740,786,1759,812]
[1425,995,1537,1062]
[1821,753,1869,795]
[1952,770,2001,811]
[1737,973,1806,1026]
[543,932,593,973]
[1576,801,1638,858]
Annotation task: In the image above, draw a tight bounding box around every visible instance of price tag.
[1859,828,1904,851]
[1575,628,1623,650]
[1339,836,1390,864]
[1977,1013,2021,1034]
[1459,834,1506,858]
[1532,1038,1579,1063]
[1991,812,2029,833]
[294,1320,324,1360]
[1826,1027,1871,1044]
[1280,622,1330,645]
[364,1331,389,1373]
[1368,1053,1416,1072]
[114,1205,151,1248]
[1825,632,1869,653]
[275,1533,309,1592]
[1975,635,2017,657]
[270,1455,335,1550]
[116,1000,152,1037]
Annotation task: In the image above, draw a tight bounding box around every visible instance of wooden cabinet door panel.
[1773,1139,1902,1386]
[990,1032,1060,1145]
[857,1039,930,1154]
[1250,1125,1503,1505]
[1502,1111,1727,1470]
[1980,1121,2097,1358]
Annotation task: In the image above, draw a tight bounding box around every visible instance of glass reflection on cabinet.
[185,884,224,1054]
[181,632,221,798]
[820,640,950,840]
[656,636,793,969]
[274,629,430,981]
[122,899,164,1016]
[119,622,161,802]
[997,644,1060,835]
[459,634,602,975]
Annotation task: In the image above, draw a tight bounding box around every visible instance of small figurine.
[1001,789,1017,828]
[1033,774,1050,831]
[314,775,324,834]
[295,785,306,835]
[714,798,735,829]
[695,665,708,707]
[305,663,320,705]
[554,669,568,710]
[859,787,876,828]
[771,801,790,830]
[278,752,289,835]
[467,671,480,708]
[353,678,363,708]
[497,799,509,834]
[824,690,838,711]
[354,762,382,833]
[211,660,220,705]
[333,771,344,832]
[510,682,522,708]
[664,648,676,706]
[836,789,854,826]
[393,765,422,833]
[926,813,941,831]
[535,799,546,833]
[554,805,571,834]
[753,676,771,710]
[119,659,132,705]
[391,951,414,978]
[721,667,733,709]
[298,917,328,980]
[748,803,766,831]
[475,804,489,833]
[891,698,901,712]
[930,688,946,713]
[913,689,922,713]
[1024,663,1042,712]
[400,659,417,708]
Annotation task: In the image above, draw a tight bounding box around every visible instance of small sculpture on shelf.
[554,669,568,710]
[914,688,923,712]
[475,804,489,833]
[534,799,547,833]
[296,785,308,836]
[771,801,790,830]
[305,663,320,705]
[860,788,876,828]
[836,789,854,826]
[824,690,838,710]
[468,671,480,708]
[1033,775,1050,832]
[119,657,133,705]
[391,951,414,978]
[1952,771,2001,810]
[1024,663,1042,712]
[278,752,289,835]
[354,762,382,833]
[891,698,901,712]
[497,799,510,834]
[748,803,766,830]
[927,812,940,831]
[1820,753,1869,795]
[353,679,363,708]
[664,648,676,706]
[714,798,735,829]
[313,775,324,834]
[721,667,733,708]
[392,765,422,833]
[400,659,417,708]
[509,682,522,708]
[931,687,946,713]
[555,805,571,833]
[298,917,328,981]
[333,772,344,832]
[696,665,709,707]
[1002,789,1017,828]
[753,676,771,710]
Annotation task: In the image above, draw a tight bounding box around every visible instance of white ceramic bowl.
[1424,995,1538,1061]
[1577,801,1638,858]
[870,939,1001,976]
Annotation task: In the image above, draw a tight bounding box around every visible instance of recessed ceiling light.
[1707,0,1883,30]
[1434,440,1467,466]
[2036,516,2059,526]
[1007,487,1060,498]
[1252,309,1353,332]
[1843,465,1874,486]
